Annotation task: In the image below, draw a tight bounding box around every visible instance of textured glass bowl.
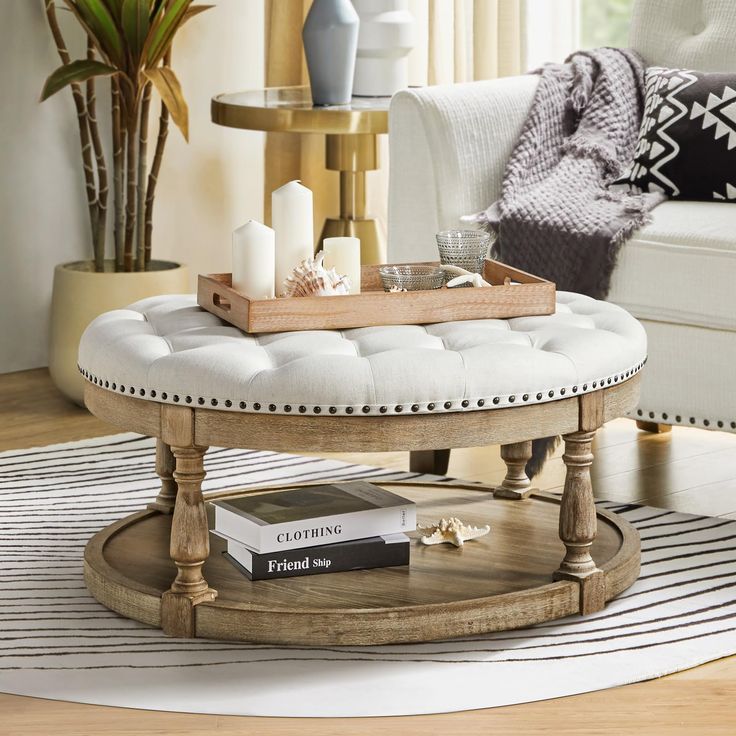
[379,264,445,292]
[436,229,493,275]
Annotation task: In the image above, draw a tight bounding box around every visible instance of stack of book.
[211,480,416,580]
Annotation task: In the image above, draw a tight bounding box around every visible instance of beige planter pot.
[49,260,189,406]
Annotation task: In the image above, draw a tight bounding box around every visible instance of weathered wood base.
[553,568,606,615]
[84,481,640,646]
[493,441,537,500]
[161,588,217,638]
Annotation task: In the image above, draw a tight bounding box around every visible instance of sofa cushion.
[615,67,736,201]
[609,200,736,330]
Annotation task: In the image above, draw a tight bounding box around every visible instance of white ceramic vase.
[352,0,415,97]
[49,260,189,405]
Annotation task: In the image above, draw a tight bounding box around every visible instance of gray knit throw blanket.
[480,48,665,478]
[482,47,665,300]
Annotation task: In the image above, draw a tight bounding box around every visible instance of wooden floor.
[2,368,736,735]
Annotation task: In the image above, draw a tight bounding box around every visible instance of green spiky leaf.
[121,0,150,60]
[144,0,191,67]
[41,58,117,101]
[64,0,124,64]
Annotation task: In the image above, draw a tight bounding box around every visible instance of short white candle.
[232,220,275,300]
[323,237,362,294]
[272,180,314,294]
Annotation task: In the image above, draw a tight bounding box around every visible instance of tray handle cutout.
[213,292,231,312]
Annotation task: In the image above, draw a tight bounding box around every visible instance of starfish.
[417,517,490,547]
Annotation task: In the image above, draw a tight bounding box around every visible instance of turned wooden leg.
[553,430,605,614]
[147,439,178,514]
[161,444,217,637]
[636,420,672,434]
[409,449,451,476]
[493,441,537,499]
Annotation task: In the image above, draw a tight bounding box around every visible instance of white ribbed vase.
[352,0,415,97]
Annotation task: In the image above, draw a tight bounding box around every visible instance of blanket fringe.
[527,437,560,479]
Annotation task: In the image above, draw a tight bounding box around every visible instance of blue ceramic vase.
[302,0,359,106]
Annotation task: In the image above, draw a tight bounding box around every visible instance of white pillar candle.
[272,180,314,294]
[232,220,275,300]
[323,236,362,294]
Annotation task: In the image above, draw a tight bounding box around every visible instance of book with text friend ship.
[211,480,416,554]
[220,532,411,580]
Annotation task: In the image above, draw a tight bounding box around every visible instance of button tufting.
[78,294,647,418]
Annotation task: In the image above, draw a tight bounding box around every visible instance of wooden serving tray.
[197,260,555,333]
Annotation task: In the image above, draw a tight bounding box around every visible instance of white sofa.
[388,0,736,434]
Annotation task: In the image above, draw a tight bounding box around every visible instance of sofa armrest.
[387,75,539,263]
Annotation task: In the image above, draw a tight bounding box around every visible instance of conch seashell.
[417,517,490,547]
[281,251,351,297]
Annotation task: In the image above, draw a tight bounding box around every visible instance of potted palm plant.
[42,0,211,403]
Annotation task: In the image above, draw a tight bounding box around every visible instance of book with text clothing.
[220,532,411,580]
[211,480,416,554]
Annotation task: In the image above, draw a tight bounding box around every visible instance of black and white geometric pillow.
[616,67,736,201]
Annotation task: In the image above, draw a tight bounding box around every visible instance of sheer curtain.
[264,0,529,251]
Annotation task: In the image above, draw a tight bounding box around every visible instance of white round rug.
[1,434,735,717]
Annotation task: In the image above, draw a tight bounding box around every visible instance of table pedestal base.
[84,481,640,646]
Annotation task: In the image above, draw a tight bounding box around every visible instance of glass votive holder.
[435,230,492,275]
[379,264,445,291]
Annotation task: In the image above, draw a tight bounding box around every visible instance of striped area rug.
[1,434,736,718]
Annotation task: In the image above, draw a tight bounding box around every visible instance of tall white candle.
[272,180,314,294]
[232,220,275,299]
[323,236,362,294]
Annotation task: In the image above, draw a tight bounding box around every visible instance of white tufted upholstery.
[78,293,646,416]
[630,0,736,72]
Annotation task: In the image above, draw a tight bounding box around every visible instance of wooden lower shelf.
[84,481,640,646]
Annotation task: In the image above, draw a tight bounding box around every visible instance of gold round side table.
[211,86,390,264]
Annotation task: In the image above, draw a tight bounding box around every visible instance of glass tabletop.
[211,86,390,135]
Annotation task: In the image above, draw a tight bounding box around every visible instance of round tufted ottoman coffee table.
[79,292,647,645]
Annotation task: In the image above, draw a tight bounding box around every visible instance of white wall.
[0,0,264,373]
